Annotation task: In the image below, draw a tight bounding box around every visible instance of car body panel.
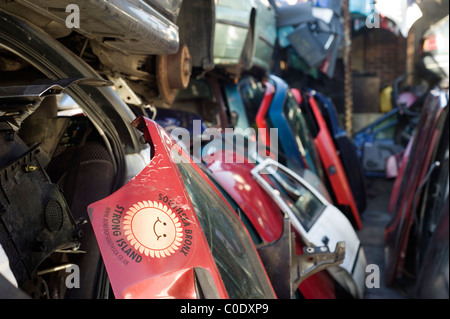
[214,0,254,66]
[266,75,324,179]
[0,0,180,55]
[414,197,449,299]
[223,83,253,136]
[267,77,308,170]
[251,158,366,298]
[88,117,227,298]
[385,87,448,285]
[175,147,277,299]
[88,116,277,299]
[301,91,362,229]
[414,109,449,272]
[204,145,342,299]
[310,90,367,214]
[251,0,277,72]
[206,150,283,243]
[214,0,276,74]
[255,80,276,150]
[388,137,414,213]
[232,76,331,201]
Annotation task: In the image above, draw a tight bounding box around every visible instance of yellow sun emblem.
[123,201,183,258]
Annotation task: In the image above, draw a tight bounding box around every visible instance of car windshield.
[176,161,275,299]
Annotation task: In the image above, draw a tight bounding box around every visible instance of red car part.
[385,90,448,285]
[388,138,413,213]
[290,88,303,105]
[306,93,362,230]
[88,117,276,299]
[206,149,337,299]
[255,81,275,155]
[254,81,361,229]
[88,116,228,298]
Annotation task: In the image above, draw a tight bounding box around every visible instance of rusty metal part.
[257,218,345,299]
[342,0,353,136]
[156,43,192,104]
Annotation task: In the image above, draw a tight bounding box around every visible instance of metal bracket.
[258,218,345,298]
[294,241,346,289]
[107,76,142,106]
[0,77,112,131]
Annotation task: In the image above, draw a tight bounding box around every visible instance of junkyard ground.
[358,177,408,299]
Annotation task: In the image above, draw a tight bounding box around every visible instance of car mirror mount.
[257,218,345,298]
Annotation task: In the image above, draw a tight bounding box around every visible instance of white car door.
[251,158,367,298]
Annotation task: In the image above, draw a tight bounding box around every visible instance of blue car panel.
[267,75,327,177]
[353,108,404,177]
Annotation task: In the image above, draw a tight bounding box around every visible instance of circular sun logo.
[123,201,183,258]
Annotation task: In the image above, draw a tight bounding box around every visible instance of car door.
[385,87,448,286]
[310,90,367,214]
[204,145,345,299]
[251,158,367,299]
[88,116,276,299]
[298,87,362,229]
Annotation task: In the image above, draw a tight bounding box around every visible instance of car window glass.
[176,162,275,299]
[267,167,325,232]
[199,164,264,245]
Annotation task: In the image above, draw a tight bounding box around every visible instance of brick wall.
[363,29,407,88]
[350,28,407,114]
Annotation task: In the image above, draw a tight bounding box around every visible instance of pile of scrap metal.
[273,0,344,78]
